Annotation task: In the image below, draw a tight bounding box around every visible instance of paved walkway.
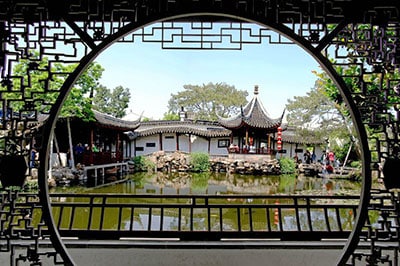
[0,240,348,265]
[68,247,343,266]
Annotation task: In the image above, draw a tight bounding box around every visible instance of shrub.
[350,160,361,168]
[190,152,210,172]
[279,156,296,174]
[132,156,155,172]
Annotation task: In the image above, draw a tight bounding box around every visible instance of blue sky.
[95,33,321,120]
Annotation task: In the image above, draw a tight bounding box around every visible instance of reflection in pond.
[47,172,370,235]
[52,171,364,196]
[129,172,362,196]
[51,172,361,195]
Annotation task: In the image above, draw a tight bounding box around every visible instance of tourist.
[74,143,84,164]
[320,151,327,164]
[328,150,335,165]
[30,146,37,168]
[303,150,311,164]
[293,154,299,164]
[325,162,334,174]
[229,143,239,153]
[92,143,99,152]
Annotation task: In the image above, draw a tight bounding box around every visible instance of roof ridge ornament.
[254,85,259,95]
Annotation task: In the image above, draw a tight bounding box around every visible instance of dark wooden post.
[176,133,179,151]
[116,132,120,162]
[189,134,192,153]
[159,133,163,150]
[134,139,137,157]
[90,128,94,164]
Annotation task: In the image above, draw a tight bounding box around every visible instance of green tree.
[109,85,130,118]
[4,53,132,120]
[286,84,352,141]
[167,82,248,121]
[63,62,105,120]
[76,62,105,100]
[5,54,105,121]
[91,85,110,113]
[309,24,400,163]
[162,112,180,120]
[312,63,400,162]
[286,81,357,161]
[93,85,131,118]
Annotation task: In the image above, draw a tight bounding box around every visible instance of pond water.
[46,172,383,234]
[50,171,364,196]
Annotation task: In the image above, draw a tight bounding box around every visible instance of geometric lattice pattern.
[0,189,64,265]
[0,0,400,265]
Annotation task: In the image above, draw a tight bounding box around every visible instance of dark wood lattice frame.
[0,1,400,265]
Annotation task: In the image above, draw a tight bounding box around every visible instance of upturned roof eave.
[92,109,141,131]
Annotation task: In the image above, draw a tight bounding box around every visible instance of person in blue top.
[74,143,84,164]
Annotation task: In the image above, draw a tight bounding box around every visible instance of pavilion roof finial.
[217,83,283,130]
[254,85,259,95]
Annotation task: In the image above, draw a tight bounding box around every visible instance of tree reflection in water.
[48,172,373,233]
[123,172,363,196]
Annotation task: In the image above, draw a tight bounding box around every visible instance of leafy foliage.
[167,82,248,121]
[2,51,131,121]
[285,84,352,148]
[278,157,296,174]
[92,85,131,118]
[311,63,400,160]
[132,156,155,172]
[162,112,180,120]
[190,152,210,172]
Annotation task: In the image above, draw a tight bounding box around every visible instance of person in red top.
[328,150,335,165]
[325,162,334,173]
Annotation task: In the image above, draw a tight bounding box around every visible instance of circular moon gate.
[0,1,399,265]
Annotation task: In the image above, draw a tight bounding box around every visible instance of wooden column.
[90,128,94,147]
[272,133,275,150]
[290,143,293,157]
[176,133,179,151]
[116,133,120,161]
[208,138,211,154]
[134,139,137,157]
[189,134,192,153]
[159,133,163,151]
[90,128,94,164]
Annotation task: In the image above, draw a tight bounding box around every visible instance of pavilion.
[45,110,141,166]
[217,85,285,158]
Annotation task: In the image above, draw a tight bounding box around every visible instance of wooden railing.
[228,147,276,155]
[2,191,364,241]
[46,193,359,241]
[82,151,123,165]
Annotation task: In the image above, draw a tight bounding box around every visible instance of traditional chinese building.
[217,85,285,156]
[125,120,232,157]
[49,87,323,164]
[51,110,140,166]
[125,85,324,159]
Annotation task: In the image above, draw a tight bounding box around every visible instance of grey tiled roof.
[125,120,231,140]
[35,110,141,131]
[92,110,140,131]
[217,86,284,130]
